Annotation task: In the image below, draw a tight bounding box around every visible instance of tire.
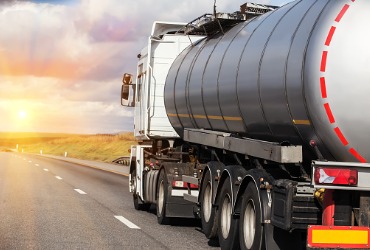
[156,170,170,224]
[133,193,151,211]
[217,177,240,250]
[200,171,218,239]
[239,182,263,250]
[132,170,150,211]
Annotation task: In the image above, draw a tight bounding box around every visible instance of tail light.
[314,167,358,186]
[172,181,198,189]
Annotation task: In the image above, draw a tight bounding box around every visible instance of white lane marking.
[35,164,39,166]
[55,176,62,180]
[43,169,49,172]
[74,189,87,195]
[114,216,140,229]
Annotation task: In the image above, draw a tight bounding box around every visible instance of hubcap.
[202,182,212,222]
[243,199,256,249]
[221,193,232,239]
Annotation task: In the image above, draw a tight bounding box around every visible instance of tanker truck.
[121,0,370,249]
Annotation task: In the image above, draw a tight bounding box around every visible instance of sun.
[18,110,27,120]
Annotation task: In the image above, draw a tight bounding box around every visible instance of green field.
[0,132,136,163]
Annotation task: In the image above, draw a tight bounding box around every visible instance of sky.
[0,0,292,134]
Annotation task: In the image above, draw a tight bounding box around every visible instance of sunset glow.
[0,0,135,133]
[0,0,289,134]
[18,111,27,120]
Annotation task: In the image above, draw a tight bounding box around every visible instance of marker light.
[172,181,198,189]
[314,167,358,186]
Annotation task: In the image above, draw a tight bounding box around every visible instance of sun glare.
[11,106,35,131]
[18,110,27,120]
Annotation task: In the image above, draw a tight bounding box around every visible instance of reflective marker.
[314,167,357,186]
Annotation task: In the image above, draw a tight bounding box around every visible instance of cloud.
[0,75,59,100]
[0,0,292,79]
[0,81,133,133]
[0,0,293,133]
[0,0,27,4]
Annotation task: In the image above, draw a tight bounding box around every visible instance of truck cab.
[121,21,205,212]
[122,21,204,141]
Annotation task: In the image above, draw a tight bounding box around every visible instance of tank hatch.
[240,2,279,17]
[180,2,278,36]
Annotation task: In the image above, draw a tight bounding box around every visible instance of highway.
[0,152,219,249]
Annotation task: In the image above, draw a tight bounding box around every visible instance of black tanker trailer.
[122,1,370,249]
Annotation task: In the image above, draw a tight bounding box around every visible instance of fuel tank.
[164,0,370,163]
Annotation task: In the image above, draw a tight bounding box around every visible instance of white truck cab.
[122,21,204,141]
[122,21,204,204]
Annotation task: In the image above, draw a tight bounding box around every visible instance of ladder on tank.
[179,2,278,37]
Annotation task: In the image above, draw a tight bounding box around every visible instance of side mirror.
[121,73,135,107]
[122,85,130,101]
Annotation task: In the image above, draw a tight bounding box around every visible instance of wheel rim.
[243,199,256,249]
[133,173,137,194]
[158,180,164,213]
[221,193,232,239]
[202,182,212,222]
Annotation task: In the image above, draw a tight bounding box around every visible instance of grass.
[0,132,136,163]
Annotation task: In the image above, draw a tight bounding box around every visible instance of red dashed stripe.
[334,127,348,146]
[349,148,366,163]
[335,4,350,23]
[320,1,367,163]
[325,26,336,46]
[320,77,327,98]
[320,51,328,72]
[324,103,335,123]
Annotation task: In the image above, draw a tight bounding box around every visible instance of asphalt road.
[0,152,219,249]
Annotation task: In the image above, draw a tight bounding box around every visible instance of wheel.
[156,170,170,224]
[200,171,218,239]
[132,170,150,211]
[217,177,240,250]
[239,182,263,250]
[133,193,151,211]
